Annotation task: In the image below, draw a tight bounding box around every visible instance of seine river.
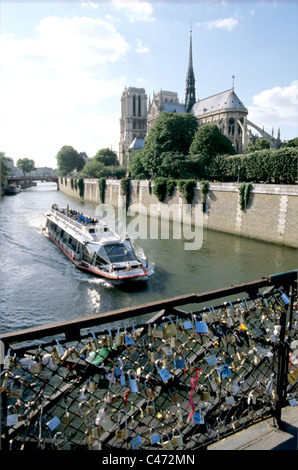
[0,182,296,334]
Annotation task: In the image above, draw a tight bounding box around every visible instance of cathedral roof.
[162,102,186,114]
[192,88,247,117]
[128,137,145,151]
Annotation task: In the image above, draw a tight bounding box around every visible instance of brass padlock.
[115,411,128,440]
[152,324,164,339]
[115,328,123,347]
[171,428,183,448]
[104,329,113,348]
[88,377,97,393]
[200,390,210,402]
[231,416,238,430]
[161,434,174,450]
[162,317,178,339]
[146,400,155,415]
[4,349,16,370]
[144,381,156,400]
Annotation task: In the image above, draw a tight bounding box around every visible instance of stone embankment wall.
[59,179,298,248]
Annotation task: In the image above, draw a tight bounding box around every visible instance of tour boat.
[5,185,22,195]
[42,204,149,282]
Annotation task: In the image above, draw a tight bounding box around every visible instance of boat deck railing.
[1,270,297,451]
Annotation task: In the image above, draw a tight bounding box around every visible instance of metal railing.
[1,270,297,451]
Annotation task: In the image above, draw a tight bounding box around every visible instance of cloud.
[197,17,238,31]
[111,1,155,23]
[135,38,150,53]
[0,16,129,166]
[247,81,298,138]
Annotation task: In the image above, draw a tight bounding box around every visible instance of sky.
[0,0,297,169]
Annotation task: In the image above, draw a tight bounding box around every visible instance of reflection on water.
[0,182,296,333]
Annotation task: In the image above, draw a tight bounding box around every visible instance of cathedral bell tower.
[119,87,147,166]
[185,28,196,113]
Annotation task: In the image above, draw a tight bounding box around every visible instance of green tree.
[16,158,36,175]
[244,138,270,153]
[141,112,198,177]
[189,124,235,167]
[129,151,149,179]
[94,148,118,166]
[0,152,10,185]
[157,151,195,179]
[56,145,85,176]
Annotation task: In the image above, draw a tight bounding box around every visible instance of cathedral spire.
[185,27,196,113]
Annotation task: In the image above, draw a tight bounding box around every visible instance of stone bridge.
[7,175,59,188]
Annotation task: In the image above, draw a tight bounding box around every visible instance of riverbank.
[59,179,298,248]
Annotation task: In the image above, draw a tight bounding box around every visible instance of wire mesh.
[1,285,297,451]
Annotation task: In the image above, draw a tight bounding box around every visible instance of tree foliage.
[141,112,198,177]
[16,158,36,175]
[0,152,10,184]
[56,146,85,176]
[94,148,118,166]
[189,124,236,165]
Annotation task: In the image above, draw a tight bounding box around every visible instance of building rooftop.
[192,88,247,117]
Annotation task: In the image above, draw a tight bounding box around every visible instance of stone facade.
[59,179,298,248]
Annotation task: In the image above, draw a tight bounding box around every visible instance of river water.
[0,182,296,334]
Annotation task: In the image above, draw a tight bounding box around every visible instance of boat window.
[103,243,134,263]
[68,236,72,246]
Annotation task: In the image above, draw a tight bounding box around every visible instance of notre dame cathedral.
[119,30,281,166]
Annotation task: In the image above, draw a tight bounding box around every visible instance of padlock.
[148,350,155,365]
[51,348,60,365]
[124,328,135,346]
[160,434,174,450]
[171,428,183,448]
[202,307,214,324]
[195,316,209,334]
[128,370,139,393]
[225,302,235,317]
[146,400,155,415]
[162,317,178,339]
[0,371,9,392]
[144,380,155,399]
[95,406,114,432]
[115,410,128,439]
[7,382,23,400]
[288,394,298,407]
[200,389,210,402]
[90,439,102,450]
[104,329,113,348]
[170,336,178,348]
[276,289,290,306]
[155,359,172,383]
[79,386,88,402]
[130,431,143,449]
[55,339,64,357]
[174,354,186,370]
[88,377,97,393]
[79,402,97,429]
[90,331,98,350]
[115,328,123,347]
[152,323,164,339]
[225,395,235,405]
[182,314,194,330]
[231,416,238,430]
[30,360,43,374]
[4,349,16,371]
[150,428,160,445]
[54,431,67,450]
[169,388,179,404]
